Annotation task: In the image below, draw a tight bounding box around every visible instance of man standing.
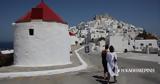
[101,45,109,79]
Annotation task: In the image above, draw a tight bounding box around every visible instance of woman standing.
[107,45,119,83]
[101,45,109,79]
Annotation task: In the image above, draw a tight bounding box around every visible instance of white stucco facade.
[109,34,128,53]
[134,40,158,51]
[99,40,106,51]
[90,28,107,40]
[13,20,71,67]
[70,36,79,45]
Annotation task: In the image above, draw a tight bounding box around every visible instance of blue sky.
[0,0,160,42]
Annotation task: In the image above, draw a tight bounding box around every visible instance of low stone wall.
[0,53,13,67]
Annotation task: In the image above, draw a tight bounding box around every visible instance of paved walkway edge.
[0,46,87,78]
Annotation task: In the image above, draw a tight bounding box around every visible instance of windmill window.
[128,42,130,45]
[149,43,152,46]
[140,43,144,46]
[29,29,34,36]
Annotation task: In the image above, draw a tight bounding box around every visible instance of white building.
[108,33,129,53]
[90,28,107,40]
[69,32,79,45]
[69,26,78,33]
[71,14,151,53]
[134,39,158,52]
[13,1,71,67]
[108,32,159,53]
[99,40,106,51]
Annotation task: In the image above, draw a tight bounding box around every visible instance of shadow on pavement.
[93,75,104,79]
[93,75,108,84]
[93,75,116,84]
[96,79,108,84]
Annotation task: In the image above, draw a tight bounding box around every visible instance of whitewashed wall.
[127,40,135,51]
[78,38,85,44]
[13,20,71,67]
[134,40,158,51]
[90,28,107,40]
[99,40,106,51]
[70,36,79,45]
[109,35,128,53]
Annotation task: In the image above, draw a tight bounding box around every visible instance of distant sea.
[0,42,13,50]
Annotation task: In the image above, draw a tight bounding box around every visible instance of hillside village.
[0,1,160,83]
[69,14,159,53]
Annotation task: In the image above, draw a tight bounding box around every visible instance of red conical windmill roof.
[16,1,65,24]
